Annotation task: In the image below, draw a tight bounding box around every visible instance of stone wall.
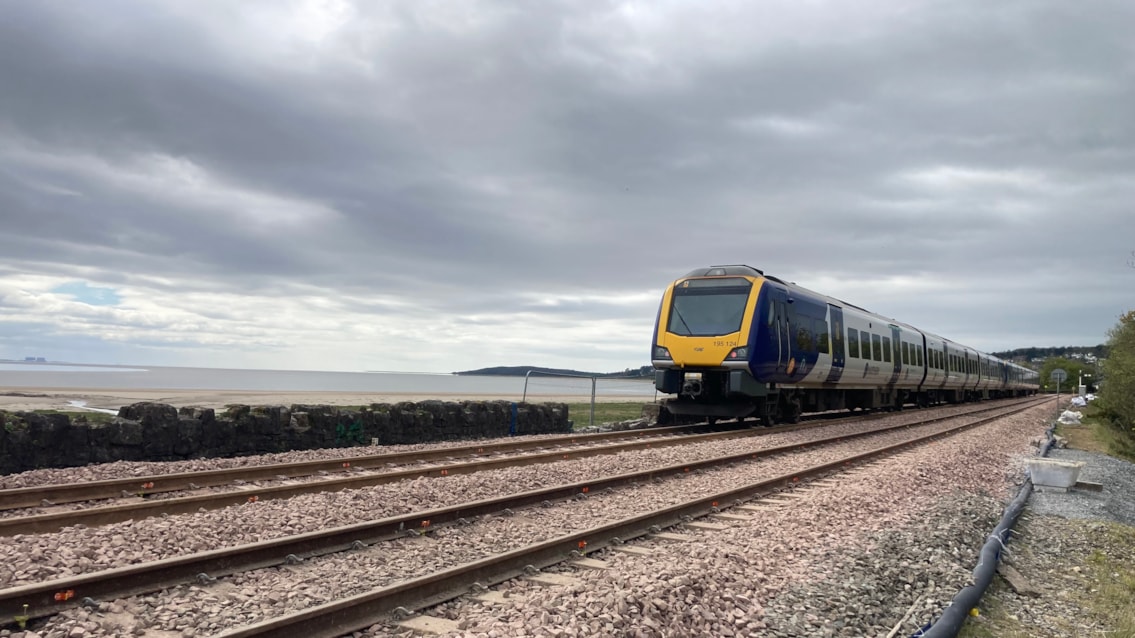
[0,400,570,475]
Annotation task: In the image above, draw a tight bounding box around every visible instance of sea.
[0,362,658,399]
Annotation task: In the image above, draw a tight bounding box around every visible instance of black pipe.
[912,421,1057,637]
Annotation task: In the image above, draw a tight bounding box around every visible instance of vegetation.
[565,402,650,426]
[1096,310,1135,457]
[1081,525,1135,637]
[1036,357,1097,393]
[1059,405,1135,465]
[0,408,115,425]
[991,344,1108,361]
[958,520,1135,638]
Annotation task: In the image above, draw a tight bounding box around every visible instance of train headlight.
[727,347,748,360]
[653,346,672,360]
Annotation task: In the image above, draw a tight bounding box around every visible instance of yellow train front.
[652,265,781,424]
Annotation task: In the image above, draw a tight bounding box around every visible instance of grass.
[1055,406,1135,635]
[1058,404,1135,463]
[565,402,651,426]
[959,521,1135,638]
[1082,525,1135,637]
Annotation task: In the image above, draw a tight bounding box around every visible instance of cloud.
[0,0,1133,372]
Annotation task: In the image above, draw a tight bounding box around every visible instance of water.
[0,362,657,398]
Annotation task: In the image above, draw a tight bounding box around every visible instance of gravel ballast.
[4,401,1051,637]
[392,405,1048,638]
[0,404,1024,587]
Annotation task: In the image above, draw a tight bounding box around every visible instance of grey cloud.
[1,0,1133,369]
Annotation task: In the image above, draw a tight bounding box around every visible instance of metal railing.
[521,370,598,426]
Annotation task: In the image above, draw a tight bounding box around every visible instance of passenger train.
[652,265,1039,424]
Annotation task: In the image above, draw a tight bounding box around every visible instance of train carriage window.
[817,319,830,354]
[901,342,909,364]
[796,325,814,352]
[882,337,892,363]
[862,333,872,360]
[917,347,923,367]
[847,329,860,358]
[871,334,883,362]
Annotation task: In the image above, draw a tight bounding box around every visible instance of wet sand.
[0,388,650,414]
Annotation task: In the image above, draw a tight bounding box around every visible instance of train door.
[769,287,793,377]
[825,305,845,383]
[888,325,901,383]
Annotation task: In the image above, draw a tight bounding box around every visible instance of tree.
[1097,310,1135,453]
[1037,357,1093,394]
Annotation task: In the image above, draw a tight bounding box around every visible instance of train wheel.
[783,396,802,424]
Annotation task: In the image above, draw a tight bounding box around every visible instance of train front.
[651,265,768,419]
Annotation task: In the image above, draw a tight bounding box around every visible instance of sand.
[0,387,649,414]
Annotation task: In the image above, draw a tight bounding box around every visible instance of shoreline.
[0,387,657,414]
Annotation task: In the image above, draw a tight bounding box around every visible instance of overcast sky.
[1,0,1132,374]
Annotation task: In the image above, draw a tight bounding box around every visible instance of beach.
[0,388,650,414]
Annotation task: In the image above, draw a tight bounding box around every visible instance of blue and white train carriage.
[651,265,1038,424]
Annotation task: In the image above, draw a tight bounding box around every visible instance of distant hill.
[456,365,654,379]
[991,345,1108,363]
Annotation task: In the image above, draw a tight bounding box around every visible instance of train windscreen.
[667,277,752,337]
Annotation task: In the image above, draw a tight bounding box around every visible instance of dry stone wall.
[0,400,570,474]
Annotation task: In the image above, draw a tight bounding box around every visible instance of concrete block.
[1027,458,1084,490]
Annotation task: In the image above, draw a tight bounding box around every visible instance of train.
[651,265,1039,424]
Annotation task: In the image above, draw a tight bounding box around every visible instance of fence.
[521,370,656,426]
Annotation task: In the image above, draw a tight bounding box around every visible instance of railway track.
[218,397,1048,638]
[0,399,1035,536]
[0,408,879,512]
[0,397,1047,629]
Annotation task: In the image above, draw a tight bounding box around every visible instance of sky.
[1,0,1133,374]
